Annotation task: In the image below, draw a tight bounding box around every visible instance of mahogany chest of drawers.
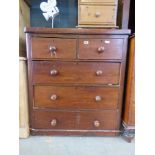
[25,28,130,136]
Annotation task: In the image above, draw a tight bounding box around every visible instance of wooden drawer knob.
[94,120,100,127]
[49,46,56,53]
[95,96,102,102]
[95,12,101,17]
[51,119,57,126]
[98,46,105,53]
[50,94,57,101]
[96,70,103,76]
[50,69,58,76]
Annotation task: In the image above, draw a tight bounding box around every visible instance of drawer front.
[79,0,117,4]
[33,111,76,129]
[33,111,117,130]
[78,111,117,130]
[32,61,120,84]
[79,39,123,59]
[31,37,76,59]
[34,86,119,110]
[79,5,117,25]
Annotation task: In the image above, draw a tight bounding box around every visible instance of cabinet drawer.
[79,0,117,4]
[31,37,76,59]
[32,61,120,85]
[79,5,117,25]
[33,111,117,130]
[78,111,116,130]
[79,38,123,59]
[34,86,119,110]
[33,111,76,129]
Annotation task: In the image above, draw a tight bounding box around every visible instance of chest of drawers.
[25,28,130,136]
[78,0,118,28]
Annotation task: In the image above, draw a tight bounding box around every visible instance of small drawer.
[31,37,76,59]
[32,61,120,85]
[33,111,76,129]
[78,5,117,25]
[79,38,123,59]
[34,86,119,110]
[79,0,117,4]
[78,111,117,130]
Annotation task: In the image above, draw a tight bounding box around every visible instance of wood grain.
[24,27,131,35]
[33,110,117,130]
[25,28,130,136]
[123,35,135,125]
[34,86,119,110]
[79,0,117,4]
[31,37,77,59]
[78,5,117,25]
[79,38,123,59]
[32,61,121,85]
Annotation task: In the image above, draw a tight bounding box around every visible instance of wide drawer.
[32,61,120,85]
[78,5,117,25]
[33,111,117,130]
[34,86,119,110]
[79,38,123,59]
[31,37,76,59]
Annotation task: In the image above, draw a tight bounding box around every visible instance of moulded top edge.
[24,27,131,35]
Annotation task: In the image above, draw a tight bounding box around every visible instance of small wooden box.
[78,0,118,28]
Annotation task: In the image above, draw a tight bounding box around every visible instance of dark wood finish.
[122,35,135,142]
[32,61,121,85]
[121,0,131,29]
[31,129,119,136]
[31,37,76,59]
[24,27,131,35]
[79,38,123,59]
[34,86,119,110]
[33,110,117,130]
[77,110,117,130]
[128,0,135,33]
[33,111,76,129]
[25,28,130,136]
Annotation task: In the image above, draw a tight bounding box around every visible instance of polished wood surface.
[24,27,131,35]
[78,110,117,130]
[25,28,130,136]
[32,61,120,84]
[79,38,123,59]
[122,35,135,142]
[31,37,76,59]
[121,0,131,29]
[34,86,119,110]
[33,111,117,130]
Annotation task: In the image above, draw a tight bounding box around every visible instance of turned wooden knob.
[95,96,102,102]
[50,69,58,76]
[50,94,57,101]
[98,46,105,53]
[51,119,57,126]
[94,120,100,127]
[96,70,103,76]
